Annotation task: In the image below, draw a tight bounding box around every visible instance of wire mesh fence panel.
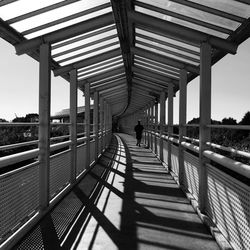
[77,144,86,176]
[0,163,39,244]
[183,150,199,200]
[206,164,250,250]
[49,150,71,199]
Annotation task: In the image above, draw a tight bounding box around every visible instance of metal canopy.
[1,0,250,118]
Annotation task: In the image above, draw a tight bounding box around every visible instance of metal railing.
[0,120,112,249]
[145,127,250,250]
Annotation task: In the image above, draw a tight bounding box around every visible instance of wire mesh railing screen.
[98,136,102,155]
[163,139,168,164]
[156,136,160,157]
[0,163,39,243]
[206,164,250,250]
[90,140,95,164]
[183,150,199,200]
[152,133,155,153]
[77,144,86,176]
[171,144,179,176]
[49,150,71,199]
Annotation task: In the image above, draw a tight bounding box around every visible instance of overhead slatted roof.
[1,0,250,118]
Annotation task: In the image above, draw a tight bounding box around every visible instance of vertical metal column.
[85,82,90,168]
[39,43,51,210]
[94,91,99,161]
[143,108,146,145]
[147,105,150,148]
[178,69,187,186]
[168,82,174,171]
[100,97,104,152]
[150,103,153,150]
[160,91,166,161]
[154,102,158,155]
[199,42,212,212]
[103,101,107,148]
[148,103,153,150]
[70,69,77,183]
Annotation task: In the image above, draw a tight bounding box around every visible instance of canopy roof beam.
[133,78,167,92]
[132,65,178,85]
[80,67,124,84]
[15,13,114,55]
[54,48,121,76]
[132,47,199,74]
[168,0,245,23]
[136,1,233,35]
[128,11,238,54]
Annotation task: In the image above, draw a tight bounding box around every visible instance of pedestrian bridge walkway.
[13,134,219,250]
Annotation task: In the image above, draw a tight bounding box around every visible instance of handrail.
[183,136,199,143]
[181,141,200,153]
[207,124,250,130]
[0,134,70,151]
[77,136,87,144]
[0,140,72,169]
[168,136,179,144]
[0,140,39,151]
[206,142,250,159]
[0,122,72,126]
[0,122,39,126]
[203,150,250,178]
[51,122,71,126]
[0,148,39,169]
[185,124,199,127]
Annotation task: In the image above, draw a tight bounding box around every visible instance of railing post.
[94,91,99,161]
[160,91,166,161]
[178,69,187,186]
[143,108,147,144]
[148,106,151,149]
[150,103,154,150]
[199,42,211,213]
[155,101,158,155]
[168,82,174,171]
[146,106,149,147]
[104,101,107,148]
[100,97,104,152]
[38,43,51,210]
[70,69,77,183]
[85,82,90,168]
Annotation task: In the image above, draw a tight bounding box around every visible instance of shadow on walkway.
[14,134,220,250]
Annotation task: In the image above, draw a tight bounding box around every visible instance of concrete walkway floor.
[14,134,220,250]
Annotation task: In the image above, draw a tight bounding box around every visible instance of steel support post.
[147,105,150,148]
[178,69,187,186]
[168,82,174,171]
[38,43,51,210]
[70,69,77,183]
[155,102,158,155]
[150,103,153,150]
[199,42,212,213]
[160,91,166,161]
[100,97,104,153]
[103,101,107,148]
[94,91,99,161]
[143,108,147,145]
[85,82,90,168]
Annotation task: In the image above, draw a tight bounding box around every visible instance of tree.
[222,117,237,125]
[239,111,250,125]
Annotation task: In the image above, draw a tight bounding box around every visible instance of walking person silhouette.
[134,120,144,147]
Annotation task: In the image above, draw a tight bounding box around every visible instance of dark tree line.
[186,111,250,152]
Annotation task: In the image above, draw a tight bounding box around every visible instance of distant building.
[51,105,94,124]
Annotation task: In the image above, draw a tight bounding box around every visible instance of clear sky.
[0,37,249,122]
